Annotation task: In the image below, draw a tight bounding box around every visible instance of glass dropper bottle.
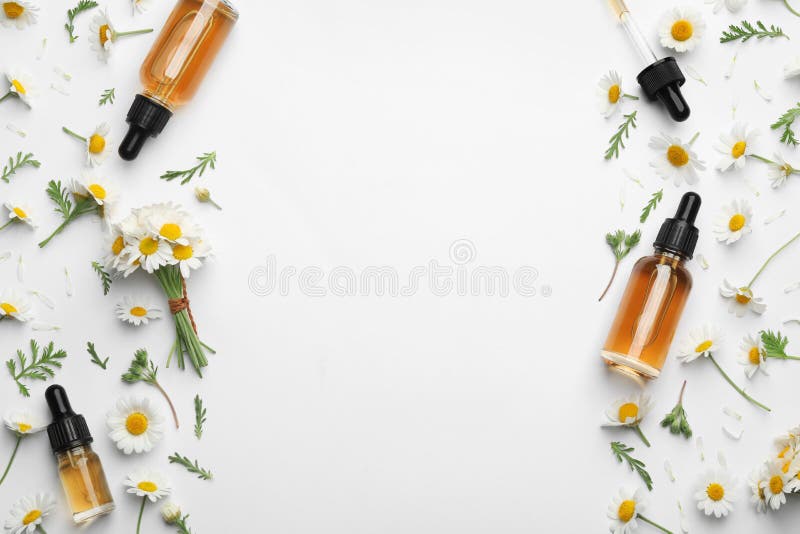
[607,0,690,122]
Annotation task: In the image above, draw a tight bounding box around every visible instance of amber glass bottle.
[602,192,701,381]
[119,0,238,160]
[46,385,114,523]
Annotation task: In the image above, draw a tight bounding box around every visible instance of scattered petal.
[723,424,743,440]
[664,459,677,482]
[28,289,55,310]
[17,254,24,282]
[6,123,26,137]
[784,281,800,293]
[53,66,72,81]
[765,209,786,225]
[724,53,738,79]
[754,80,772,102]
[50,83,70,96]
[697,436,705,461]
[718,450,727,468]
[696,253,710,270]
[723,406,742,421]
[685,65,708,86]
[31,322,61,332]
[64,267,73,297]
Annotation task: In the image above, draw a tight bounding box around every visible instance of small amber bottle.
[45,385,115,524]
[601,192,701,381]
[119,0,239,160]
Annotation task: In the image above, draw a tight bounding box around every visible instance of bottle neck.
[653,248,687,264]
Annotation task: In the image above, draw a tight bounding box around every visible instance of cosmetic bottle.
[607,0,690,122]
[601,192,701,381]
[119,0,239,160]
[45,385,115,524]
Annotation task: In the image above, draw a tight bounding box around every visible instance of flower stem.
[708,354,770,412]
[688,132,700,146]
[38,219,72,248]
[155,381,180,429]
[750,154,775,165]
[638,514,673,534]
[598,260,620,302]
[0,436,21,486]
[62,126,87,143]
[748,229,800,287]
[677,380,687,404]
[633,424,651,447]
[623,93,640,101]
[208,198,222,210]
[766,354,800,361]
[785,0,800,17]
[37,526,47,534]
[116,28,154,37]
[0,219,14,232]
[0,92,13,104]
[136,497,146,534]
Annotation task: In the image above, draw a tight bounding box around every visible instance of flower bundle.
[748,426,800,513]
[105,202,213,376]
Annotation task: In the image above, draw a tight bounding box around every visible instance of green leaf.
[760,330,800,360]
[1,152,40,183]
[160,151,217,185]
[91,261,113,295]
[86,341,109,370]
[610,441,653,490]
[6,340,67,397]
[98,88,115,106]
[121,348,158,385]
[659,381,692,438]
[168,452,213,481]
[721,20,788,43]
[604,111,638,160]
[65,0,98,43]
[772,103,800,147]
[606,229,641,262]
[639,189,663,224]
[45,180,72,218]
[194,395,207,440]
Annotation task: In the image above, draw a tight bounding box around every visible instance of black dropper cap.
[653,192,701,259]
[119,94,173,161]
[637,57,690,122]
[45,385,93,454]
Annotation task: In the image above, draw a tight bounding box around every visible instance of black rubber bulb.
[674,191,701,224]
[46,384,76,420]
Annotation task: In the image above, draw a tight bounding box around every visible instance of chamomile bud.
[161,501,182,524]
[194,187,222,210]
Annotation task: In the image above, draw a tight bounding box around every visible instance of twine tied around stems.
[167,275,197,334]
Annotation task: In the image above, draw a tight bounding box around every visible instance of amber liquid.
[140,0,238,109]
[602,252,692,380]
[57,445,114,523]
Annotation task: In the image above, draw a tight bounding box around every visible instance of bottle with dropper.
[601,192,701,381]
[45,385,115,524]
[119,0,239,160]
[607,0,690,122]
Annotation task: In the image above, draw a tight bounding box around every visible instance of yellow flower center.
[618,402,639,423]
[137,481,158,492]
[3,2,24,18]
[125,412,149,436]
[0,302,18,314]
[749,347,761,365]
[706,483,725,502]
[608,84,621,104]
[138,236,159,256]
[12,207,27,219]
[88,134,106,154]
[99,24,111,45]
[671,20,694,42]
[130,306,147,317]
[172,244,194,261]
[21,509,41,526]
[783,164,794,176]
[728,214,746,232]
[667,145,689,167]
[735,288,752,305]
[770,475,784,494]
[159,223,182,241]
[88,183,107,200]
[731,141,746,159]
[16,422,31,433]
[11,79,25,95]
[112,235,125,256]
[695,340,712,353]
[617,500,636,522]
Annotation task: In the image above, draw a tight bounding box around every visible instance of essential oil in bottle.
[601,192,701,381]
[119,0,239,160]
[45,385,115,524]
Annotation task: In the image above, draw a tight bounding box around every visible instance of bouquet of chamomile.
[104,202,213,376]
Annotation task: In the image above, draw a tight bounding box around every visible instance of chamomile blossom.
[596,71,637,118]
[694,468,735,518]
[146,203,200,245]
[649,133,705,186]
[0,411,44,486]
[738,333,767,378]
[603,393,653,446]
[0,1,38,29]
[89,9,153,62]
[125,470,171,502]
[705,0,747,13]
[775,426,800,454]
[712,199,753,245]
[124,234,173,274]
[785,56,800,79]
[748,465,768,513]
[170,238,211,279]
[62,123,112,167]
[658,7,706,53]
[0,289,32,322]
[2,201,35,230]
[720,279,767,316]
[763,459,793,510]
[116,296,162,326]
[107,397,165,454]
[72,172,118,207]
[763,153,798,188]
[714,124,757,172]
[607,487,671,534]
[676,324,722,363]
[103,225,128,271]
[3,493,55,534]
[1,69,38,108]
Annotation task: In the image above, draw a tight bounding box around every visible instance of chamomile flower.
[0,1,38,29]
[658,7,706,53]
[124,234,173,274]
[607,487,668,534]
[764,153,798,188]
[712,199,753,245]
[763,459,792,510]
[72,172,118,207]
[62,123,112,167]
[89,9,153,62]
[775,426,800,453]
[147,203,199,245]
[0,289,32,322]
[694,468,735,518]
[103,225,128,270]
[603,393,653,446]
[738,333,767,378]
[676,324,722,363]
[107,397,165,454]
[649,133,705,186]
[116,296,162,326]
[125,470,171,502]
[705,0,747,13]
[785,56,800,79]
[2,201,35,230]
[596,71,637,118]
[170,238,211,279]
[714,124,757,172]
[2,69,38,108]
[720,279,767,316]
[748,465,768,513]
[3,411,44,436]
[3,493,55,534]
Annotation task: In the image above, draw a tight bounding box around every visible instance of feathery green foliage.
[161,152,217,185]
[611,441,653,491]
[604,112,638,160]
[721,20,787,43]
[91,261,113,295]
[6,340,67,397]
[772,103,800,146]
[168,452,213,481]
[86,341,109,370]
[194,395,206,440]
[639,190,663,224]
[1,152,40,183]
[65,0,98,43]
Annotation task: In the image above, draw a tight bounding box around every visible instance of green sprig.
[610,441,653,491]
[91,261,113,295]
[98,88,116,106]
[660,381,692,439]
[761,330,800,360]
[639,189,663,224]
[160,152,217,185]
[39,180,99,248]
[168,452,213,481]
[6,340,67,397]
[720,20,788,43]
[86,341,109,370]
[772,103,800,146]
[2,152,40,183]
[65,0,98,43]
[604,111,638,160]
[193,395,206,440]
[599,229,641,301]
[122,349,180,428]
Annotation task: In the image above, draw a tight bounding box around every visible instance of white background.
[1,0,800,532]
